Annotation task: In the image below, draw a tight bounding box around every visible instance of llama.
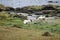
[37,15,45,20]
[23,20,32,24]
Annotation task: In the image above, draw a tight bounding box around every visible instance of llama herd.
[23,15,46,24]
[23,15,56,24]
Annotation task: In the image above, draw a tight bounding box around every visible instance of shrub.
[42,32,51,36]
[0,12,10,20]
[12,24,22,28]
[13,14,27,20]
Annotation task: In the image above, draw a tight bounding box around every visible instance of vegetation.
[0,28,60,40]
[0,4,60,17]
[0,12,60,33]
[20,5,60,17]
[0,4,60,33]
[0,4,60,40]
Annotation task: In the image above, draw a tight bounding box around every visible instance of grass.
[0,27,60,40]
[0,17,60,33]
[20,19,60,33]
[0,13,60,40]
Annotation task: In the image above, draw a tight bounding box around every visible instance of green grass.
[0,13,60,40]
[0,16,60,33]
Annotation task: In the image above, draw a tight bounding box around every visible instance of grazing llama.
[37,15,45,20]
[23,20,32,24]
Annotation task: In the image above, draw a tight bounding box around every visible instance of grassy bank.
[0,12,60,33]
[0,17,60,33]
[0,27,60,40]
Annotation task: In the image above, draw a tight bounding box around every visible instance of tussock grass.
[0,27,60,40]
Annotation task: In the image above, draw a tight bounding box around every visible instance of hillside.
[19,5,60,17]
[20,5,60,13]
[0,27,60,40]
[0,4,60,15]
[0,4,60,40]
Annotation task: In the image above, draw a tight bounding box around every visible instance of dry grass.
[0,27,60,40]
